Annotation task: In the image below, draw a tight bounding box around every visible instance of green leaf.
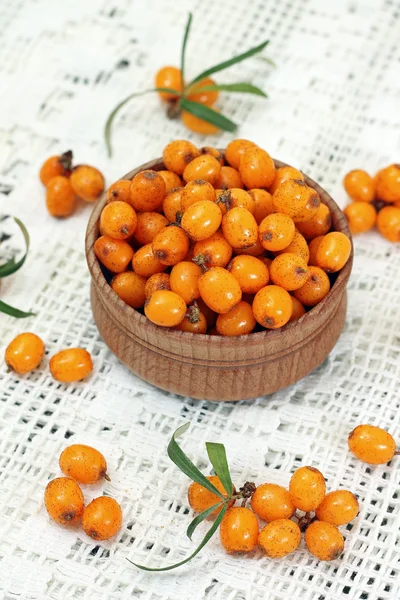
[129,503,227,571]
[205,442,233,497]
[257,56,276,68]
[0,300,35,318]
[187,82,267,97]
[0,218,30,278]
[186,501,224,540]
[180,99,237,132]
[189,39,269,85]
[180,13,193,89]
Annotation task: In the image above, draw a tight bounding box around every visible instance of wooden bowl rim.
[86,155,353,345]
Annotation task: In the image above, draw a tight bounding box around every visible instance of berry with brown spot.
[44,477,84,526]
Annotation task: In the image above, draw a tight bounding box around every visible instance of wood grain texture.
[86,156,353,402]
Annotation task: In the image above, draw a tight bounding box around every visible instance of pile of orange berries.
[39,151,105,218]
[343,164,400,242]
[95,139,351,335]
[44,444,122,541]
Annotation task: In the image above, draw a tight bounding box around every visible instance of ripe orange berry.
[343,202,376,234]
[163,187,183,222]
[214,166,244,190]
[216,301,256,336]
[251,483,295,522]
[155,66,183,101]
[273,179,320,220]
[183,154,221,185]
[144,289,186,327]
[217,188,256,215]
[227,255,269,293]
[343,169,374,203]
[258,519,301,558]
[252,285,292,329]
[200,146,224,166]
[220,507,259,553]
[269,253,309,291]
[222,207,258,249]
[348,424,397,464]
[293,266,330,306]
[315,490,359,526]
[296,203,332,240]
[82,496,122,541]
[163,140,200,175]
[275,230,310,264]
[181,110,220,134]
[158,170,182,193]
[133,211,169,246]
[130,170,165,212]
[59,444,108,484]
[239,147,276,189]
[305,521,344,561]
[170,261,202,304]
[106,180,131,204]
[50,348,93,383]
[316,232,351,273]
[289,296,306,322]
[152,225,189,265]
[308,236,324,266]
[188,475,233,518]
[44,477,84,526]
[187,77,219,106]
[181,200,222,242]
[233,238,265,257]
[225,139,257,170]
[40,151,72,186]
[5,332,45,375]
[248,189,274,224]
[100,201,137,240]
[70,165,104,202]
[269,166,304,195]
[46,176,76,217]
[181,180,216,211]
[111,272,147,308]
[94,235,134,273]
[374,164,400,203]
[376,206,400,242]
[259,213,295,252]
[289,466,326,512]
[144,272,171,299]
[132,243,166,277]
[198,267,242,314]
[175,309,208,334]
[193,231,233,268]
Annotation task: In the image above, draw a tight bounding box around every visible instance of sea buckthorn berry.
[133,212,169,246]
[144,272,171,299]
[269,253,309,291]
[70,165,104,202]
[217,188,256,215]
[130,170,166,212]
[170,261,202,304]
[46,176,76,218]
[183,154,221,185]
[296,203,332,240]
[252,285,292,329]
[181,200,222,241]
[82,497,122,541]
[308,236,324,266]
[197,298,218,328]
[155,66,183,101]
[144,290,186,327]
[348,424,397,464]
[343,202,376,234]
[293,266,330,306]
[259,213,296,252]
[187,77,219,106]
[175,308,208,334]
[181,110,220,134]
[269,165,304,195]
[111,272,147,308]
[152,225,189,265]
[289,296,306,322]
[239,147,276,189]
[233,238,265,257]
[163,187,183,222]
[5,332,45,375]
[158,170,182,193]
[100,201,137,240]
[289,466,326,512]
[40,151,72,186]
[374,164,400,203]
[275,230,310,263]
[44,477,84,526]
[251,483,295,522]
[305,521,344,561]
[59,444,108,484]
[273,179,319,220]
[220,507,259,553]
[316,232,351,273]
[200,146,224,166]
[225,139,257,169]
[193,231,233,268]
[216,301,256,336]
[343,169,375,203]
[94,236,134,273]
[214,166,244,190]
[163,140,200,175]
[50,348,93,383]
[292,188,321,223]
[376,206,400,242]
[222,207,258,249]
[188,475,233,518]
[248,189,274,224]
[181,180,216,212]
[227,255,269,293]
[258,519,301,558]
[316,490,359,526]
[198,267,242,314]
[132,243,166,277]
[106,180,131,204]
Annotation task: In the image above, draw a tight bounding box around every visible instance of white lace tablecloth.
[0,1,399,599]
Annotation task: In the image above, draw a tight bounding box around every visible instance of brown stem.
[192,254,209,273]
[186,304,201,323]
[216,190,232,210]
[59,150,73,174]
[167,101,182,120]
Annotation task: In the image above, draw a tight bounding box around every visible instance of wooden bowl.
[86,156,353,402]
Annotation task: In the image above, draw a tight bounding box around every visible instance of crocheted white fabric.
[0,0,399,599]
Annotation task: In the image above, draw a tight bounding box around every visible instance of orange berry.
[348,424,396,464]
[251,483,295,522]
[343,202,376,234]
[222,207,258,249]
[239,147,276,189]
[233,238,265,257]
[308,236,324,266]
[227,255,269,293]
[144,289,186,327]
[217,188,256,215]
[59,444,108,484]
[175,309,208,334]
[316,490,359,526]
[181,200,222,242]
[94,235,134,273]
[132,243,167,277]
[82,496,122,541]
[252,285,292,329]
[316,232,351,273]
[181,110,220,134]
[374,164,400,203]
[258,519,301,558]
[106,180,132,204]
[44,477,84,526]
[225,139,257,170]
[50,348,93,383]
[259,213,295,252]
[289,466,326,512]
[188,475,233,517]
[40,151,72,186]
[46,176,76,218]
[193,231,233,268]
[214,166,244,190]
[198,267,242,314]
[163,140,200,175]
[289,296,306,322]
[100,201,137,240]
[130,170,165,212]
[170,261,202,304]
[343,169,374,203]
[158,170,182,193]
[376,206,400,242]
[144,272,171,299]
[305,521,344,561]
[181,180,216,211]
[200,146,224,166]
[269,253,309,291]
[155,66,183,101]
[70,165,104,202]
[111,272,147,308]
[216,301,256,336]
[5,332,45,375]
[152,225,189,265]
[133,211,169,246]
[163,187,183,222]
[187,77,219,106]
[273,179,320,220]
[269,165,304,195]
[183,154,221,185]
[275,230,310,263]
[296,203,332,240]
[248,189,274,224]
[220,507,259,553]
[293,266,330,306]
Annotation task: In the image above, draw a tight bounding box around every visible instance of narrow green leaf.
[0,300,35,318]
[186,501,224,540]
[129,503,227,571]
[189,39,269,85]
[187,82,267,97]
[180,13,193,89]
[0,218,30,278]
[180,99,237,132]
[205,442,233,497]
[257,56,276,67]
